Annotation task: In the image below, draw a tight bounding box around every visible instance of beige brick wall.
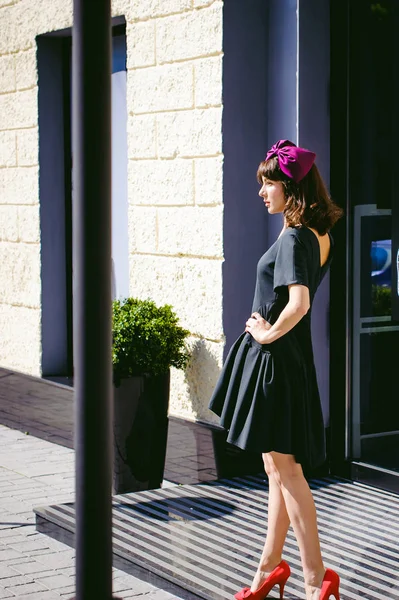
[0,0,45,376]
[0,0,224,425]
[126,0,223,423]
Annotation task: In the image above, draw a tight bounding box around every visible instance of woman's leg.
[250,454,291,592]
[267,451,325,599]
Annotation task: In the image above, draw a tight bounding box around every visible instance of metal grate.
[35,475,399,600]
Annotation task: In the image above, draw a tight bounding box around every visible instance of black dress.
[208,226,334,471]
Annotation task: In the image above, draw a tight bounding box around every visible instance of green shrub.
[112,298,190,385]
[371,284,391,317]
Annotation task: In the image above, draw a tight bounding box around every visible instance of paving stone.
[10,560,54,575]
[9,539,50,553]
[57,566,74,577]
[0,527,35,539]
[146,592,182,600]
[24,548,59,558]
[5,581,47,595]
[36,573,73,589]
[113,577,140,593]
[57,585,75,596]
[0,573,33,587]
[116,592,152,599]
[11,591,60,600]
[10,492,53,503]
[0,565,18,579]
[0,535,28,546]
[0,501,28,514]
[3,557,32,567]
[0,476,23,484]
[112,574,155,591]
[4,512,34,522]
[34,551,75,569]
[44,538,72,552]
[0,550,21,562]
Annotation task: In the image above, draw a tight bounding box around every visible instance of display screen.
[371,239,391,288]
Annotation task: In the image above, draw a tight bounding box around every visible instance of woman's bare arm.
[246,284,310,344]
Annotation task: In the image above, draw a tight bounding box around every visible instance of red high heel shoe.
[319,569,340,600]
[234,560,291,600]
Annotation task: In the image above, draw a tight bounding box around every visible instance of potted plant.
[112,297,190,494]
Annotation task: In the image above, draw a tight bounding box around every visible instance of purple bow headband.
[265,139,316,183]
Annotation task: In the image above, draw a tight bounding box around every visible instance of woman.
[208,140,343,600]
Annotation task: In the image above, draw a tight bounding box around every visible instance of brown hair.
[257,156,343,235]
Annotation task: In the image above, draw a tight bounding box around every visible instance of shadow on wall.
[170,341,265,482]
[183,337,222,422]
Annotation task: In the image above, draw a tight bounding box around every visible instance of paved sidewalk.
[0,424,184,600]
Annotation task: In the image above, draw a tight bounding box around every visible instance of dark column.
[72,1,113,599]
[392,1,399,322]
[266,0,298,242]
[222,0,269,353]
[298,0,331,427]
[222,0,298,353]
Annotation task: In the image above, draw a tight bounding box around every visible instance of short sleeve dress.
[208,226,334,472]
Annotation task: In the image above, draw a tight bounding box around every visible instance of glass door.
[351,206,399,471]
[347,0,399,485]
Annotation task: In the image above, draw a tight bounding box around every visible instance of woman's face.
[258,177,286,214]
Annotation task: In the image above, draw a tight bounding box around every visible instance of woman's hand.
[245,312,272,344]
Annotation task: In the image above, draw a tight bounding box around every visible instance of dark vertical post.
[392,1,399,322]
[222,0,269,354]
[72,1,113,599]
[298,0,331,430]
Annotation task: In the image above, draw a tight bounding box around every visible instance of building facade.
[0,0,398,492]
[0,0,225,426]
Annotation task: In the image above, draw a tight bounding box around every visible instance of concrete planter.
[113,371,170,494]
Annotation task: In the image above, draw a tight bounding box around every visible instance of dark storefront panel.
[351,207,399,477]
[331,0,399,491]
[393,203,399,321]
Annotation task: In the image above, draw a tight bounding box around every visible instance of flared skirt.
[208,330,326,472]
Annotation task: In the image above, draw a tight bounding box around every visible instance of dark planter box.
[113,371,170,494]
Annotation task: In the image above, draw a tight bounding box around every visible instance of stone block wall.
[0,0,46,374]
[126,0,224,422]
[0,0,224,424]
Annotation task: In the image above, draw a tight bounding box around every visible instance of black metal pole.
[72,1,113,599]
